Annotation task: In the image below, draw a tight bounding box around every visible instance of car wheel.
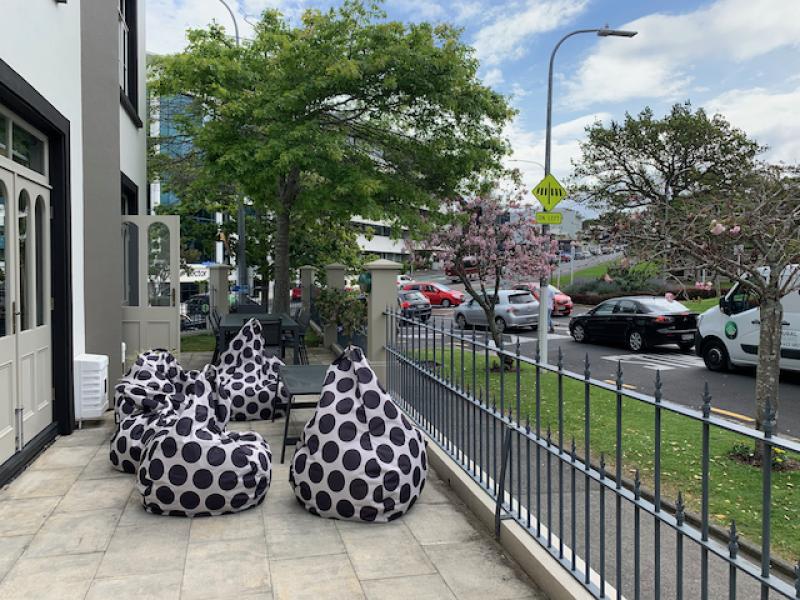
[494,317,506,334]
[702,339,729,372]
[441,299,451,308]
[456,314,467,329]
[678,341,694,353]
[572,324,588,343]
[627,329,646,352]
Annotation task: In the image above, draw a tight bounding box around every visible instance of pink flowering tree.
[430,195,558,355]
[615,166,800,434]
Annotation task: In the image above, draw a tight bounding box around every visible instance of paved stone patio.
[0,348,544,600]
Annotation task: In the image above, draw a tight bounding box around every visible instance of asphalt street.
[405,263,800,438]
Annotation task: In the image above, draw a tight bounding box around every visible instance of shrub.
[315,288,366,336]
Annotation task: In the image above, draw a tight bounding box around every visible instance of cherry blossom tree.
[430,195,558,354]
[615,166,800,433]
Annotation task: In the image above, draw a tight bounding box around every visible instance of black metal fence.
[384,309,800,599]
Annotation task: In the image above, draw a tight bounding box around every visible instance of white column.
[300,265,315,315]
[366,259,401,382]
[208,264,232,316]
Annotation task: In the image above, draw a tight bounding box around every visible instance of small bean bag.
[216,318,289,421]
[114,350,190,421]
[138,365,272,517]
[290,346,427,522]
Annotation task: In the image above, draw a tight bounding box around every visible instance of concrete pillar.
[299,265,315,315]
[366,259,401,382]
[208,264,232,317]
[324,263,346,349]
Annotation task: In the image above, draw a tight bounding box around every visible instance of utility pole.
[537,26,637,362]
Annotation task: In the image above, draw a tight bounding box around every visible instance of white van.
[695,266,800,372]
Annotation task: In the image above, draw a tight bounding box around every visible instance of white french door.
[121,215,180,366]
[0,166,52,465]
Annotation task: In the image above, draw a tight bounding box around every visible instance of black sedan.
[398,290,431,324]
[569,296,698,352]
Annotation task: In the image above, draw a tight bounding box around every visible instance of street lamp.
[538,26,637,363]
[218,0,249,306]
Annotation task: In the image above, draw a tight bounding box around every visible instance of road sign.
[532,174,567,211]
[536,212,562,225]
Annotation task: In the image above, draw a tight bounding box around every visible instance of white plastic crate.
[74,354,109,423]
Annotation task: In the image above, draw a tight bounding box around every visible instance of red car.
[401,282,465,307]
[445,256,479,282]
[291,286,302,301]
[514,283,573,316]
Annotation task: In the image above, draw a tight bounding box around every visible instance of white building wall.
[119,0,148,212]
[0,0,86,356]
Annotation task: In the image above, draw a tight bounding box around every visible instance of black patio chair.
[236,304,265,314]
[261,318,285,360]
[209,310,225,364]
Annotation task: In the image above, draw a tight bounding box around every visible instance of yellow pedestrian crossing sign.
[532,174,567,211]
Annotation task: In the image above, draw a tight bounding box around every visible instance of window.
[616,300,638,314]
[147,223,171,307]
[18,191,29,331]
[0,182,7,337]
[11,123,45,174]
[35,196,46,326]
[509,293,535,304]
[118,0,139,120]
[593,301,616,315]
[729,285,760,314]
[0,117,7,157]
[122,222,139,307]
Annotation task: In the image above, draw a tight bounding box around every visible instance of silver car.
[454,290,540,333]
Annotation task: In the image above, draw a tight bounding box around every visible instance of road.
[401,268,800,437]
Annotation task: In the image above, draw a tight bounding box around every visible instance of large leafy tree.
[151,1,514,313]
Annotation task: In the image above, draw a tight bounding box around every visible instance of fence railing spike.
[728,521,739,558]
[702,382,712,418]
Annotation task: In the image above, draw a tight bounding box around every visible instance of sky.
[146,0,800,215]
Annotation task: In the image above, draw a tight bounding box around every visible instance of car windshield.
[641,298,690,313]
[400,291,426,302]
[508,292,535,304]
[549,285,562,295]
[434,283,452,291]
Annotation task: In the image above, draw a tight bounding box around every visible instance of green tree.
[150,0,514,313]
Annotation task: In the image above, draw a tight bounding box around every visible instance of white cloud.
[451,1,483,23]
[565,0,800,108]
[482,67,505,87]
[706,86,800,164]
[472,0,588,66]
[388,0,446,20]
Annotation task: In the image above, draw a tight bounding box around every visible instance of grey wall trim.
[81,0,124,394]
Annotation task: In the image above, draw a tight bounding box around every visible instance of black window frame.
[118,0,142,128]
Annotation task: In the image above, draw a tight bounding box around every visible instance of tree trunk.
[273,207,291,315]
[755,295,782,434]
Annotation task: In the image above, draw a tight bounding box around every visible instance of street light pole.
[537,26,637,363]
[218,0,248,306]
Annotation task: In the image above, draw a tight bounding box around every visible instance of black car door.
[586,300,617,340]
[611,299,639,343]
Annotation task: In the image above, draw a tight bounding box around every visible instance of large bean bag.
[110,409,178,474]
[114,350,190,422]
[216,318,289,421]
[137,365,272,517]
[290,346,427,522]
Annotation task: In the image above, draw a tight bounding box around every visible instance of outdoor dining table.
[219,312,301,364]
[277,364,329,463]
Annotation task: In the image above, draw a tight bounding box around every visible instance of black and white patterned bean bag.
[114,350,191,422]
[110,408,178,474]
[216,318,289,421]
[137,365,272,517]
[290,346,427,522]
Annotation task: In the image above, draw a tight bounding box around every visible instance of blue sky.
[147,0,800,214]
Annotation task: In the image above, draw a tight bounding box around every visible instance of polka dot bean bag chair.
[216,318,289,421]
[114,350,192,422]
[137,365,272,517]
[290,346,427,522]
[110,408,179,474]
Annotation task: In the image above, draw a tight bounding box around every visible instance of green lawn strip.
[571,260,617,281]
[414,347,799,561]
[181,333,215,352]
[682,297,720,313]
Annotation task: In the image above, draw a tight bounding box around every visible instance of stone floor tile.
[0,552,103,600]
[25,508,120,557]
[362,574,457,600]
[266,511,345,560]
[29,445,97,470]
[416,471,455,505]
[189,505,265,544]
[261,479,306,517]
[0,466,82,499]
[52,424,113,448]
[404,503,480,546]
[271,553,364,600]
[86,570,183,600]
[79,445,130,481]
[337,520,436,581]
[181,536,270,600]
[0,535,31,581]
[0,495,60,536]
[57,477,134,513]
[96,520,190,578]
[424,540,541,600]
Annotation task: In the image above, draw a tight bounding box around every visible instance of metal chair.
[261,318,285,360]
[209,310,225,364]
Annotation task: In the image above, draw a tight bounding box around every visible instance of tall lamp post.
[537,26,637,363]
[218,0,248,306]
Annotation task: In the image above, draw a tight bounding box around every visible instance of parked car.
[291,286,302,301]
[454,290,539,333]
[397,274,413,287]
[560,253,571,262]
[513,283,573,316]
[574,250,591,260]
[445,256,479,282]
[397,290,432,324]
[402,282,465,307]
[569,296,698,352]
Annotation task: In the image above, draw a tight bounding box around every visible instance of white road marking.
[601,353,706,371]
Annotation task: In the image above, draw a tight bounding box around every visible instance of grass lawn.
[682,297,720,313]
[570,259,616,281]
[181,333,215,352]
[413,347,800,561]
